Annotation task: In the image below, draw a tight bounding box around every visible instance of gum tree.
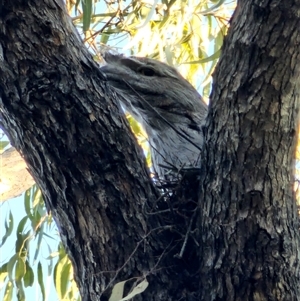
[0,0,299,300]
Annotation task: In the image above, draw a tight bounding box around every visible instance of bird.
[100,53,208,180]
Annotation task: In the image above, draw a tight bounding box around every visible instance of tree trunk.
[198,1,300,300]
[0,1,299,301]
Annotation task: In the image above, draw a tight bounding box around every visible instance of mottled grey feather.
[100,53,207,178]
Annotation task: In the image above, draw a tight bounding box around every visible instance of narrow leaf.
[23,261,34,287]
[37,262,45,301]
[33,222,44,263]
[15,257,26,281]
[60,262,72,298]
[54,254,69,300]
[7,254,18,281]
[24,188,33,220]
[16,279,25,301]
[0,211,14,247]
[3,281,13,301]
[0,263,8,290]
[82,0,93,32]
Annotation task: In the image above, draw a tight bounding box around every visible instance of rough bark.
[198,1,300,300]
[0,1,184,300]
[0,1,299,301]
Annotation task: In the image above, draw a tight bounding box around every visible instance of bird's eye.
[138,67,156,76]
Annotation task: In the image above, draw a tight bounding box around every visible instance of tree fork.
[0,1,300,301]
[0,1,181,300]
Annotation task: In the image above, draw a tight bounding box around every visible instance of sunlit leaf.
[54,251,71,300]
[3,281,13,301]
[0,211,14,247]
[0,263,8,290]
[119,279,149,301]
[109,280,126,301]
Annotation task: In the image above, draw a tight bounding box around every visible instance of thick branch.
[0,1,177,300]
[199,1,300,300]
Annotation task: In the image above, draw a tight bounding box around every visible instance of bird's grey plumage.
[100,53,208,179]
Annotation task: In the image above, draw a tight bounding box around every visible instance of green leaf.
[184,49,221,65]
[32,186,42,209]
[0,211,14,247]
[0,141,10,151]
[16,279,25,301]
[67,277,79,301]
[200,0,227,14]
[100,32,110,45]
[127,115,142,136]
[54,253,70,300]
[119,279,149,301]
[15,257,26,281]
[214,25,227,53]
[109,280,126,301]
[23,261,34,287]
[61,262,72,298]
[37,262,45,301]
[3,281,13,301]
[0,263,8,285]
[7,254,18,281]
[82,0,93,32]
[15,229,30,255]
[0,262,8,273]
[46,243,54,277]
[24,188,33,220]
[33,222,44,264]
[16,217,28,236]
